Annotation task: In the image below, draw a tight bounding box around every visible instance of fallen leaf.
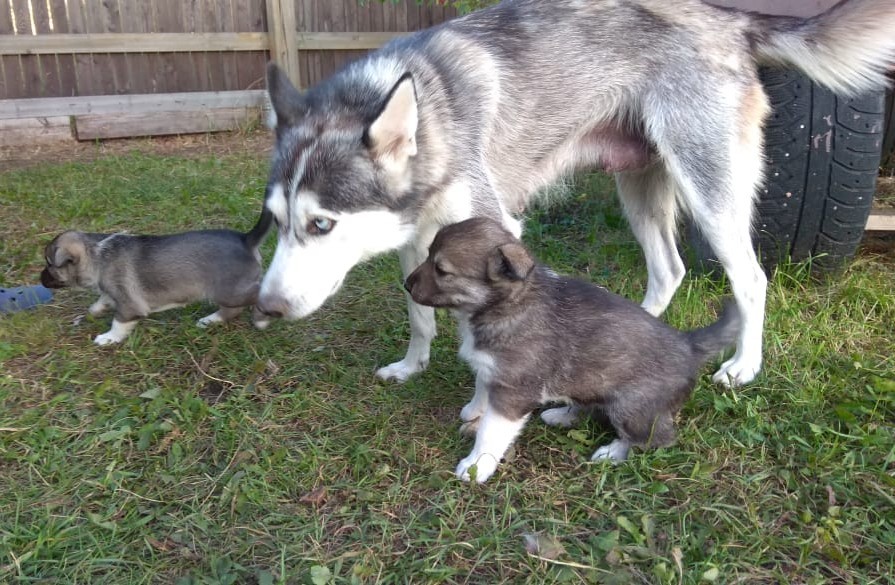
[522,532,566,560]
[299,487,328,506]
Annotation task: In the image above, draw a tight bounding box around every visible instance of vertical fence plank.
[29,0,60,96]
[267,0,300,86]
[49,0,77,96]
[0,0,25,98]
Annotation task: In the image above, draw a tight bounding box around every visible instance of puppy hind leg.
[88,293,115,317]
[540,404,583,428]
[615,165,685,317]
[197,305,244,328]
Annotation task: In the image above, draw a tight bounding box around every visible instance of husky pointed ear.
[487,243,534,282]
[365,73,418,167]
[266,62,306,128]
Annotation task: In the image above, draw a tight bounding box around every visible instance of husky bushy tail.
[749,0,895,95]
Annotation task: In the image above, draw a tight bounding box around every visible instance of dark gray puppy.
[40,210,272,345]
[405,217,740,483]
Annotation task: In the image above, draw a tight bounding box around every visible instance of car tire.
[689,67,887,274]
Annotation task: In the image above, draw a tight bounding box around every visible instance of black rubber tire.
[754,67,886,272]
[688,68,886,274]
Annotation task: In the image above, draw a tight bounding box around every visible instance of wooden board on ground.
[73,107,260,140]
[0,117,73,146]
[0,90,267,120]
[865,209,895,232]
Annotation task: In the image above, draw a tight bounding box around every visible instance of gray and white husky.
[257,0,895,388]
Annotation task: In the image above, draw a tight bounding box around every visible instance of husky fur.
[405,218,741,483]
[257,0,895,387]
[40,211,272,345]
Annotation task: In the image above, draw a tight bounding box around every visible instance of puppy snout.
[256,294,290,319]
[404,269,421,295]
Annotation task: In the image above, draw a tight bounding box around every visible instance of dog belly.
[489,125,654,211]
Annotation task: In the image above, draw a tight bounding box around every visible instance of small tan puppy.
[40,212,272,345]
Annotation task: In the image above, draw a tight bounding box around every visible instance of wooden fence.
[0,0,456,142]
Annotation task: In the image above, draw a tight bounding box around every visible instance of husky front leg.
[376,243,435,382]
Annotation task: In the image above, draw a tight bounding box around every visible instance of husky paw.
[456,453,500,484]
[712,355,761,387]
[459,419,479,438]
[590,439,630,463]
[93,332,123,346]
[252,318,271,330]
[540,406,581,428]
[375,358,427,383]
[196,312,225,328]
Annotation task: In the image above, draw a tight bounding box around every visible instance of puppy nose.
[256,294,290,319]
[403,278,412,293]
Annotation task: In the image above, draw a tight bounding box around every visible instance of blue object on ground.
[0,285,54,314]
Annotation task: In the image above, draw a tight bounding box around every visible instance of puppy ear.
[487,243,534,282]
[365,73,418,167]
[52,245,76,266]
[266,62,306,128]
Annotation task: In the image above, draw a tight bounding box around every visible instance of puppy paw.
[540,406,581,428]
[196,312,224,329]
[252,318,271,330]
[94,332,122,346]
[460,401,485,423]
[712,355,761,387]
[459,419,480,438]
[375,357,427,383]
[456,453,500,483]
[590,439,629,463]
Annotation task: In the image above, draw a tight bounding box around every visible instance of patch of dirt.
[0,130,273,172]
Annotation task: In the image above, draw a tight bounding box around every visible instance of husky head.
[257,62,421,319]
[405,218,536,312]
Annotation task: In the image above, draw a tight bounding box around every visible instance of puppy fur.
[405,218,741,483]
[40,211,272,345]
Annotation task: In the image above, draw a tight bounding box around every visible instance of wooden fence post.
[266,0,301,86]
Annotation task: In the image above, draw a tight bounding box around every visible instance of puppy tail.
[746,0,895,96]
[243,207,273,251]
[686,300,741,365]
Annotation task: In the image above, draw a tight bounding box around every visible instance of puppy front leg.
[88,293,115,317]
[94,318,139,345]
[459,374,489,436]
[456,405,529,484]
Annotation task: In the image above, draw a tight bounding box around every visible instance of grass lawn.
[1,135,893,584]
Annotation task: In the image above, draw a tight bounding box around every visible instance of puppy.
[40,210,272,345]
[405,218,741,483]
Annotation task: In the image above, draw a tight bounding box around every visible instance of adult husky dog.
[257,0,895,387]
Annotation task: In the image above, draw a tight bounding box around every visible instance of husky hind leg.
[646,81,769,387]
[615,163,686,317]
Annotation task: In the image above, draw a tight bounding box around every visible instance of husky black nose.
[256,294,290,319]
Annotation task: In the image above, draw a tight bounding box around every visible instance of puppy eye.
[307,217,336,235]
[434,263,450,277]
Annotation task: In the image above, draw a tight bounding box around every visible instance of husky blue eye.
[308,217,336,235]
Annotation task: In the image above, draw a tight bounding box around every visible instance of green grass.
[1,144,894,584]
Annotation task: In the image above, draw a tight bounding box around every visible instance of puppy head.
[405,218,535,311]
[40,231,89,289]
